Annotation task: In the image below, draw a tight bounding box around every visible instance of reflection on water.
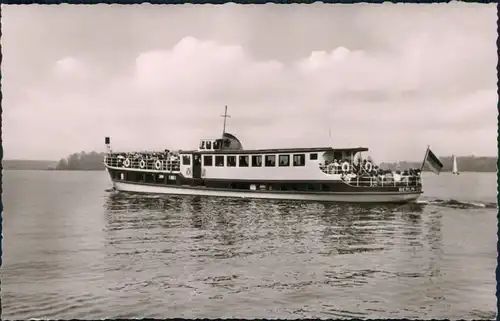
[103,192,427,258]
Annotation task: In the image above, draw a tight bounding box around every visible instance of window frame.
[265,155,276,167]
[227,155,237,167]
[310,153,318,160]
[215,155,225,167]
[293,154,306,167]
[251,155,262,167]
[182,155,191,166]
[238,155,249,167]
[203,155,213,166]
[278,154,290,167]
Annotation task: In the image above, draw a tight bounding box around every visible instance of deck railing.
[341,175,421,188]
[104,154,181,172]
[319,163,340,175]
[319,162,421,188]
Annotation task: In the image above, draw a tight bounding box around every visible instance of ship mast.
[220,105,231,138]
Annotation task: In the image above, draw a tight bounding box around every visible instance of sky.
[2,3,497,162]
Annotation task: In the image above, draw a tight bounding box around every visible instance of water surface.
[2,170,497,319]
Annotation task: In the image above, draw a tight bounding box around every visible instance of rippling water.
[2,170,497,319]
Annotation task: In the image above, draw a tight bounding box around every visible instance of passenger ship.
[104,109,423,203]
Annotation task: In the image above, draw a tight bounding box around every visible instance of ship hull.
[112,180,421,203]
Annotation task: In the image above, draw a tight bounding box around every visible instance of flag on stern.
[421,147,443,174]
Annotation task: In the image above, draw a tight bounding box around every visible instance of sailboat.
[452,155,460,175]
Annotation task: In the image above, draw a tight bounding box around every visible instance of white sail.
[452,155,459,174]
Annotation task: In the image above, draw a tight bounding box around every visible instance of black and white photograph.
[1,3,497,319]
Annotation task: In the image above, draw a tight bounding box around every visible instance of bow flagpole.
[420,145,444,175]
[420,145,430,172]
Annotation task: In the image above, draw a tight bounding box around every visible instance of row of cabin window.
[181,153,319,167]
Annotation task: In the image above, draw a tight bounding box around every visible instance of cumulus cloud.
[133,36,285,103]
[2,4,497,161]
[54,56,83,75]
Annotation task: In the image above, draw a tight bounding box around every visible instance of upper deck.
[183,146,369,155]
[192,132,368,155]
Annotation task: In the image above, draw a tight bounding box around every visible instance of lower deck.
[107,168,422,194]
[112,180,421,203]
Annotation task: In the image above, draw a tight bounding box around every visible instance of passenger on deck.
[385,171,394,183]
[333,159,340,174]
[393,170,402,183]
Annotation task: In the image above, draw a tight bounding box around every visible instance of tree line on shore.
[55,151,106,170]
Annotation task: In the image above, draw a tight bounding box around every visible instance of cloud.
[3,4,497,161]
[54,56,83,75]
[133,36,285,104]
[121,35,495,146]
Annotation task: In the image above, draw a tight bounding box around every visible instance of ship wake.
[416,198,497,209]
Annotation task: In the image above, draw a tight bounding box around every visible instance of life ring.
[186,168,192,176]
[364,161,373,172]
[341,162,350,172]
[155,160,162,170]
[123,158,131,167]
[139,159,146,169]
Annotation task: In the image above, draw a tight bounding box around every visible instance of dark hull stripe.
[111,179,423,196]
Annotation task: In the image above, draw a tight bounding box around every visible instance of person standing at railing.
[409,169,417,185]
[333,159,340,174]
[385,171,394,186]
[377,172,384,186]
[352,162,359,174]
